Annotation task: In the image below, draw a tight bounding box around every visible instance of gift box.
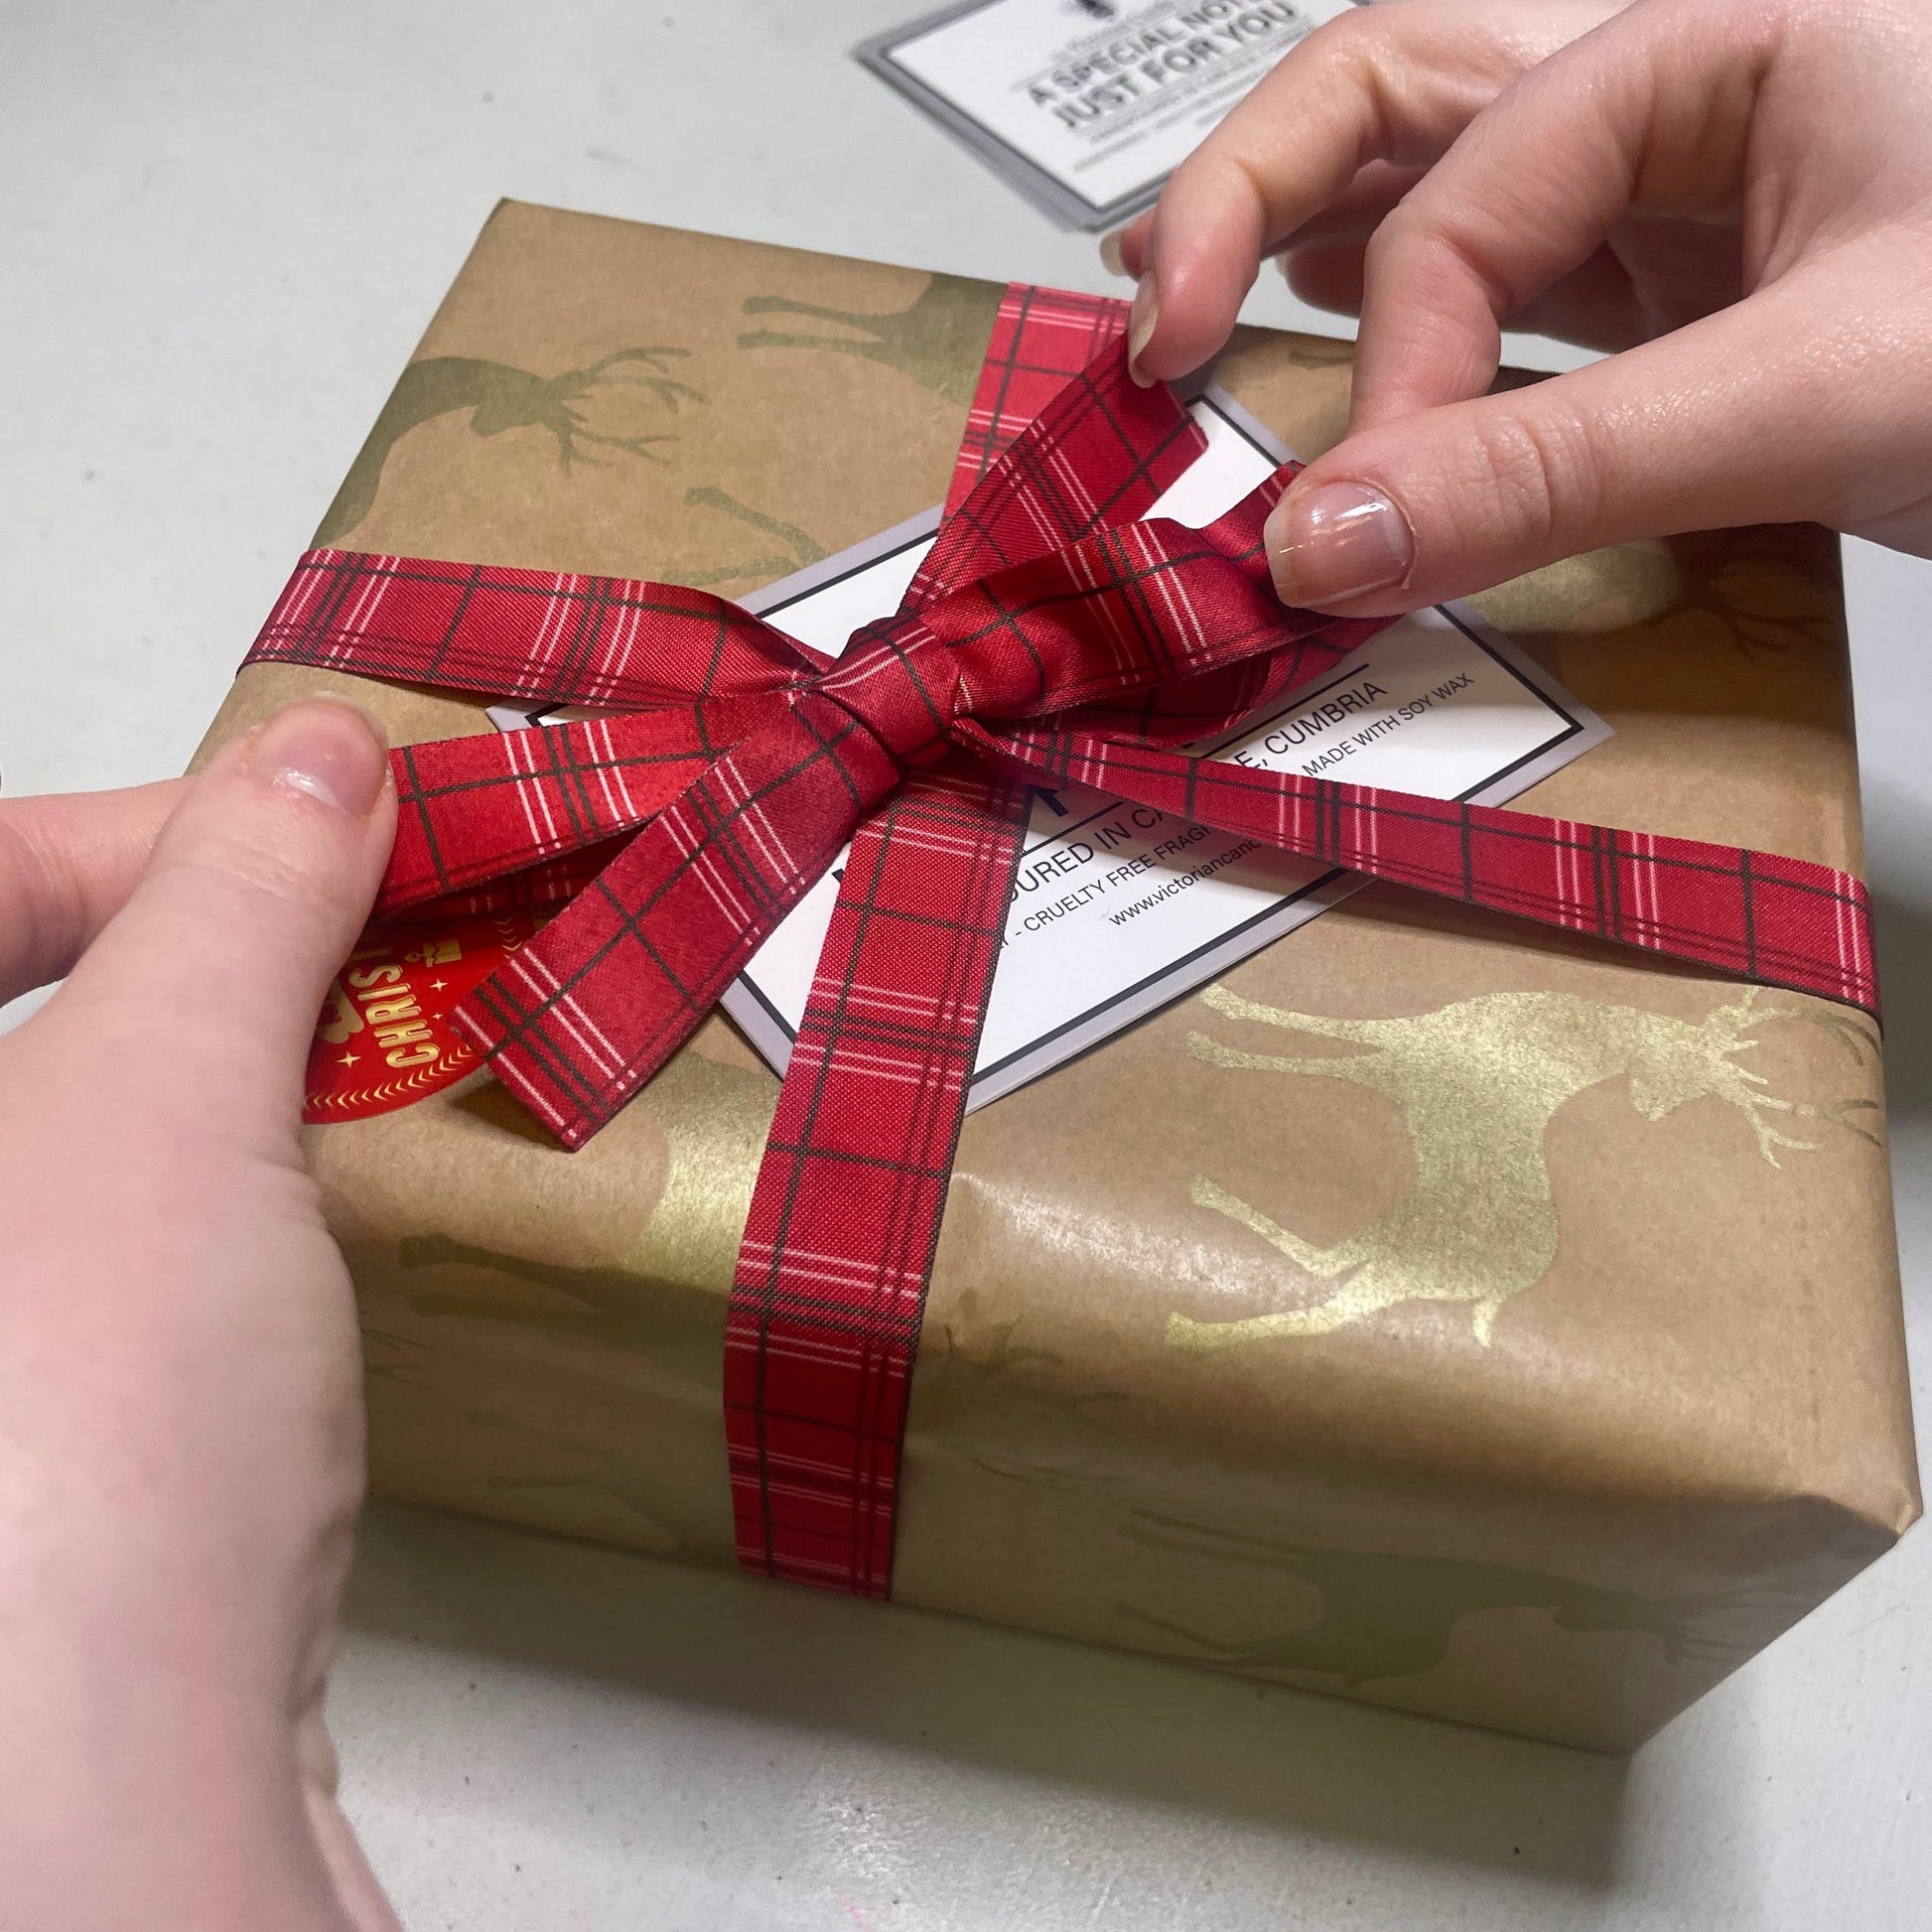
[196,202,1917,1751]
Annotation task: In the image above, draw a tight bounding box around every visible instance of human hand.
[0,701,399,1931]
[1108,0,1932,614]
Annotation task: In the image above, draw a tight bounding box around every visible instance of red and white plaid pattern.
[724,758,1027,1590]
[246,282,1879,1596]
[942,285,1138,514]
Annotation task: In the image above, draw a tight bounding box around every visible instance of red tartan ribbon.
[248,284,1877,1597]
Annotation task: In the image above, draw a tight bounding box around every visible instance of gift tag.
[857,0,1360,229]
[303,908,549,1124]
[490,388,1611,1112]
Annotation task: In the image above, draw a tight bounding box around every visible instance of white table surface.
[3,4,1926,1927]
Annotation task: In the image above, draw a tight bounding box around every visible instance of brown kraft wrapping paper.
[195,203,1918,1752]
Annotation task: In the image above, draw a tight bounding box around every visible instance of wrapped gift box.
[196,203,1917,1751]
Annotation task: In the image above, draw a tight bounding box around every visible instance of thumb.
[1261,281,1899,615]
[43,699,395,1143]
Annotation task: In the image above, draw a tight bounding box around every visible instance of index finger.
[1123,1,1616,382]
[0,781,188,1004]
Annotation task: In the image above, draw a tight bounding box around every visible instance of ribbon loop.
[909,319,1205,606]
[381,696,798,917]
[252,550,826,711]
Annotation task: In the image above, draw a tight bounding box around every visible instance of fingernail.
[1127,274,1159,386]
[1098,229,1129,279]
[1266,481,1415,607]
[246,699,390,818]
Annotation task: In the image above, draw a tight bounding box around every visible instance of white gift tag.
[858,0,1360,229]
[491,387,1610,1111]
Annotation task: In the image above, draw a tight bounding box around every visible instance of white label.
[493,390,1609,1112]
[862,0,1357,226]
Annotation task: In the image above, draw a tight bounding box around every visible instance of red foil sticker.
[304,909,548,1124]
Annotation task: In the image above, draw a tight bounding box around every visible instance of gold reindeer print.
[1115,1509,1729,1687]
[912,1299,1128,1491]
[677,484,827,590]
[1173,984,1878,1350]
[458,1407,685,1555]
[392,1231,719,1365]
[738,275,1006,406]
[317,346,705,544]
[360,1323,433,1393]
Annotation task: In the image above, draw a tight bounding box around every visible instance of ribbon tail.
[248,549,825,709]
[380,708,778,916]
[944,286,1138,515]
[724,756,1028,1594]
[450,695,904,1147]
[907,335,1205,608]
[989,729,1880,1020]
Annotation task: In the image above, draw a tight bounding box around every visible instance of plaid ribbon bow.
[247,285,1877,1596]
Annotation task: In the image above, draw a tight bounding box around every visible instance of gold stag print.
[1114,1509,1730,1687]
[316,346,705,544]
[360,1322,433,1394]
[371,1047,775,1360]
[912,1298,1127,1490]
[457,1407,686,1556]
[738,274,1006,406]
[677,484,827,589]
[391,1231,723,1372]
[1173,984,1878,1349]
